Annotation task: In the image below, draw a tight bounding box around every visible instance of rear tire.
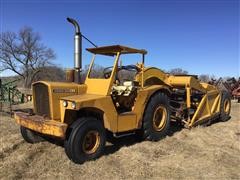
[219,91,231,122]
[142,92,171,141]
[64,117,106,164]
[20,126,44,143]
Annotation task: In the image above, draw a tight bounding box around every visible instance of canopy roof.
[86,45,147,56]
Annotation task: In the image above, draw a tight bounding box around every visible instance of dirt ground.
[0,101,239,180]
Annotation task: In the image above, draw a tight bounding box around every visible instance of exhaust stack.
[67,17,82,83]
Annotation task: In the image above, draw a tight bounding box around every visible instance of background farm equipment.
[0,79,31,112]
[226,77,240,102]
[209,77,240,102]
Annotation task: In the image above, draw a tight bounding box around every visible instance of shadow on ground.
[104,121,183,156]
[42,121,183,157]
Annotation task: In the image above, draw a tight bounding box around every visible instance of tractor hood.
[32,81,87,120]
[60,94,107,110]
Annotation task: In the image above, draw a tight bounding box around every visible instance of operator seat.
[112,81,134,96]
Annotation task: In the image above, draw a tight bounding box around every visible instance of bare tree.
[168,68,188,75]
[0,27,55,88]
[198,74,217,83]
[199,74,210,83]
[33,66,65,82]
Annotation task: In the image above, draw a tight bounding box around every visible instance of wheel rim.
[223,99,230,114]
[82,130,100,154]
[153,105,167,131]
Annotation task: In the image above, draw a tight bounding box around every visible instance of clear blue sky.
[0,0,239,77]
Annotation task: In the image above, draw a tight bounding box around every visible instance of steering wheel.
[103,67,113,79]
[103,65,141,79]
[120,65,141,72]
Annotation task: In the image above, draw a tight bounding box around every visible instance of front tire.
[64,117,106,164]
[142,92,171,141]
[20,126,44,143]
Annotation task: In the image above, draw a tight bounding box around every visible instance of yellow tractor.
[14,18,231,164]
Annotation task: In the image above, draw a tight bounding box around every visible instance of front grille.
[33,83,50,117]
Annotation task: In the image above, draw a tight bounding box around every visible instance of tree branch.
[0,27,55,88]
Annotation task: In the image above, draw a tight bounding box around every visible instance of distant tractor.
[14,18,231,164]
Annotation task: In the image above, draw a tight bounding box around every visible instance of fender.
[133,85,171,128]
[60,94,118,132]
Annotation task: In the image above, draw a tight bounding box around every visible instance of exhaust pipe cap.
[67,17,80,35]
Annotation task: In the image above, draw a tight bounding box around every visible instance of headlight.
[71,102,76,109]
[27,95,32,101]
[63,100,68,107]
